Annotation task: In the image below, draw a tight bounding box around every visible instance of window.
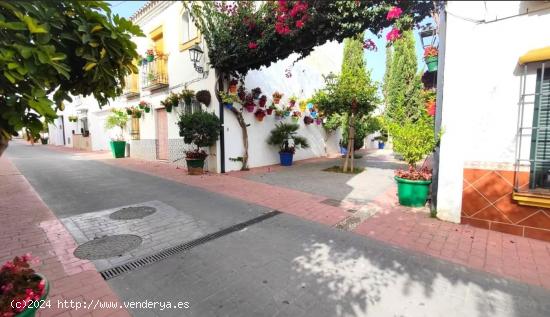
[528,67,550,191]
[180,11,199,51]
[183,99,202,115]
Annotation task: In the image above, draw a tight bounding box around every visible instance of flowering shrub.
[425,100,436,116]
[386,28,401,42]
[423,46,438,58]
[395,165,432,181]
[363,39,377,51]
[275,0,310,35]
[386,6,403,20]
[0,254,46,316]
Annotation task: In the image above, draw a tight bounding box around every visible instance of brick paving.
[102,156,550,290]
[0,156,130,317]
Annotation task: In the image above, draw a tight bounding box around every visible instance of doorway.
[156,108,168,160]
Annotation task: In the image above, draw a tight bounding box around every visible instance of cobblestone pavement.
[5,142,550,317]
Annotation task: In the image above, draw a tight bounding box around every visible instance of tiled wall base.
[462,168,550,242]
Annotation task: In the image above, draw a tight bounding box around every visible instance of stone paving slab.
[0,157,130,317]
[61,201,212,271]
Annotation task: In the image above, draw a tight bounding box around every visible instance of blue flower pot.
[224,103,234,110]
[378,142,385,149]
[340,146,348,155]
[279,152,294,166]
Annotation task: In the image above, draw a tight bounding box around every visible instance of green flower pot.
[165,105,172,113]
[17,274,49,317]
[186,159,205,175]
[425,56,438,72]
[395,176,431,207]
[144,107,150,113]
[146,55,154,62]
[109,141,126,158]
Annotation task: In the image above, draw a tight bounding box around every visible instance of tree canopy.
[185,1,433,75]
[0,1,143,154]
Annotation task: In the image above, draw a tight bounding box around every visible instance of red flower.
[426,101,436,116]
[248,41,258,49]
[386,6,403,20]
[386,28,401,42]
[295,20,304,28]
[424,46,438,58]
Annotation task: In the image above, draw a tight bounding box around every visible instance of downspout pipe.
[217,72,226,173]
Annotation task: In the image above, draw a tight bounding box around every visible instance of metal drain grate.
[99,210,281,280]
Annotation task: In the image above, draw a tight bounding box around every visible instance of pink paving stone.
[0,157,130,317]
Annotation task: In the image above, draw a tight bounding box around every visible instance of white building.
[435,1,550,241]
[49,1,343,172]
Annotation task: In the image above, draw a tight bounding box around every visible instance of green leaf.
[83,62,97,71]
[22,16,48,33]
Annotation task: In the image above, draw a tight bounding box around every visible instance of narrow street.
[4,142,550,317]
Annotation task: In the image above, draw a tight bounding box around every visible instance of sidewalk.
[0,156,129,317]
[103,156,550,290]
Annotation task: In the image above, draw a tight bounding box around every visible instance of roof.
[130,1,156,22]
[519,46,550,65]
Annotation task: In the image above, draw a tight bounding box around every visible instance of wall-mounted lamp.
[189,43,208,77]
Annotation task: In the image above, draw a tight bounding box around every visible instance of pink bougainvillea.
[386,6,403,20]
[248,41,258,49]
[386,28,401,42]
[275,0,309,35]
[363,39,377,51]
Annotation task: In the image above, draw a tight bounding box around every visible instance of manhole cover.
[74,234,142,260]
[109,206,157,220]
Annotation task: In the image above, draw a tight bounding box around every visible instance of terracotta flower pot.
[229,85,237,94]
[266,108,273,115]
[273,97,281,104]
[245,105,255,113]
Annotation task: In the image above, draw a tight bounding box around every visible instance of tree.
[177,111,221,153]
[104,109,129,141]
[184,1,432,171]
[312,34,378,172]
[0,1,143,156]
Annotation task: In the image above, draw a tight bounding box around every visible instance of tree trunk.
[343,119,352,172]
[0,131,9,157]
[350,112,355,172]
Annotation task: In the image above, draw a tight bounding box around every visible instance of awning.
[519,46,550,65]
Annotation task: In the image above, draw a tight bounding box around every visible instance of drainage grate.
[99,210,281,280]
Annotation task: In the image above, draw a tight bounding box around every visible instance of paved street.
[4,142,550,317]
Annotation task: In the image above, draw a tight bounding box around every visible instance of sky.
[107,1,431,83]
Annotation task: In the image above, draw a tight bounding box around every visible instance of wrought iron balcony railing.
[141,56,168,90]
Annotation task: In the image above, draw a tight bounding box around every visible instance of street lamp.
[189,43,205,75]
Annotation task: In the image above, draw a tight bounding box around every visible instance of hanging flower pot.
[126,108,133,115]
[245,105,255,113]
[134,111,142,119]
[229,79,238,94]
[291,116,299,123]
[255,109,266,122]
[315,118,322,125]
[144,107,151,113]
[224,102,234,110]
[310,111,317,119]
[259,95,267,107]
[299,101,307,112]
[146,55,154,62]
[196,90,211,106]
[289,98,297,108]
[303,116,314,125]
[266,107,274,115]
[252,87,262,100]
[272,91,283,104]
[423,46,438,72]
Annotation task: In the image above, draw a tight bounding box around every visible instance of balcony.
[123,73,140,98]
[141,56,168,91]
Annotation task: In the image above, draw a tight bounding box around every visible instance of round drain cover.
[74,234,142,260]
[109,206,156,220]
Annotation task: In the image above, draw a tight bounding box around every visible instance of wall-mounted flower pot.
[224,103,234,110]
[146,55,155,62]
[186,159,205,175]
[395,176,431,207]
[279,152,293,166]
[425,56,438,72]
[165,105,172,113]
[110,141,126,158]
[134,112,142,119]
[229,85,237,94]
[289,100,296,107]
[273,97,281,104]
[245,105,255,113]
[126,109,132,115]
[378,142,385,149]
[144,107,151,113]
[340,146,348,155]
[266,108,273,115]
[291,117,299,123]
[255,115,265,122]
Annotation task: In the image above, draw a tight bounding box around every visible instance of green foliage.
[387,113,436,167]
[177,111,221,150]
[267,123,309,153]
[185,1,432,75]
[323,114,342,132]
[384,31,424,123]
[105,108,129,140]
[0,1,143,144]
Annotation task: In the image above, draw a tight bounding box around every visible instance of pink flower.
[386,6,403,20]
[1,283,13,292]
[248,41,258,49]
[386,28,401,42]
[295,20,304,28]
[363,39,377,51]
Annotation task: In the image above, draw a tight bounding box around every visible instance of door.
[156,108,168,160]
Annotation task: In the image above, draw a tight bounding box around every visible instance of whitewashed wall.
[436,1,550,222]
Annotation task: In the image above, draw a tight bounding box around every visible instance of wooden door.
[156,108,168,160]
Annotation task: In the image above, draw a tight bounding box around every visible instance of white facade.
[49,1,343,172]
[436,1,550,222]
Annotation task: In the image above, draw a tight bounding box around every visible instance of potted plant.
[374,135,388,149]
[424,46,438,72]
[272,91,283,104]
[146,49,155,62]
[104,108,129,158]
[267,103,276,115]
[303,115,314,125]
[237,86,246,102]
[229,79,239,94]
[125,107,133,115]
[291,111,301,122]
[251,87,262,100]
[258,95,267,107]
[177,111,221,175]
[161,99,172,113]
[219,92,236,110]
[315,117,322,125]
[267,122,309,166]
[274,109,284,120]
[196,90,211,106]
[299,100,307,112]
[180,89,195,106]
[254,109,266,122]
[389,116,438,207]
[133,109,143,119]
[244,94,255,112]
[0,254,49,317]
[168,93,180,108]
[288,95,297,107]
[138,100,150,110]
